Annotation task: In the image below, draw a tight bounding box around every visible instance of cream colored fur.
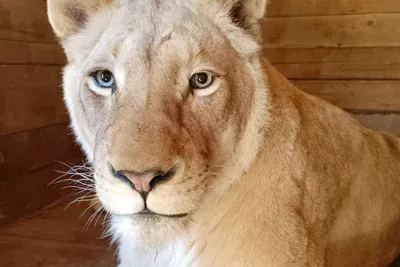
[48,0,400,266]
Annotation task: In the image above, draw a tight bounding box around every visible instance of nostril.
[150,169,176,189]
[109,163,135,188]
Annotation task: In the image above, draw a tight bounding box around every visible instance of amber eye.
[190,72,214,89]
[92,70,115,89]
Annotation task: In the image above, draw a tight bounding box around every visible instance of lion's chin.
[111,212,189,243]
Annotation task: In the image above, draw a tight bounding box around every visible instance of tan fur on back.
[47,0,400,266]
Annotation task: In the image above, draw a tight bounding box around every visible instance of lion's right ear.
[47,0,113,38]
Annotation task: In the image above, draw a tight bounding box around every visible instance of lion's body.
[116,63,400,267]
[47,0,400,266]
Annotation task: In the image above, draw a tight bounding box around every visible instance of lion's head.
[48,0,268,234]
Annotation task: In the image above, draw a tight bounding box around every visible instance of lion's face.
[51,0,267,229]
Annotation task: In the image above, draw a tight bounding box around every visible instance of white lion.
[47,0,400,266]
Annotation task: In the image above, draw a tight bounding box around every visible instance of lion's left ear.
[227,0,268,38]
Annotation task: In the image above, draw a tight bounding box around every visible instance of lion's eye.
[92,70,115,89]
[190,72,213,89]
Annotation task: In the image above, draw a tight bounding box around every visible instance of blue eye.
[92,70,115,89]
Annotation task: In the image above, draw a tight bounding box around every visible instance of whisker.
[79,200,101,220]
[93,207,105,228]
[102,211,110,228]
[62,188,96,195]
[65,195,98,210]
[84,203,103,231]
[83,209,99,231]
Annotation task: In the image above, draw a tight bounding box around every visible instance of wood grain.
[294,80,400,111]
[0,0,56,43]
[0,123,81,182]
[0,157,84,226]
[0,203,107,246]
[263,47,400,79]
[0,64,63,89]
[0,201,116,267]
[267,0,400,17]
[0,236,115,267]
[0,65,68,135]
[262,14,400,48]
[0,41,65,64]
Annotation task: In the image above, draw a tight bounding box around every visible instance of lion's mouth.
[135,208,188,218]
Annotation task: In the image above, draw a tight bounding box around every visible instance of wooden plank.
[0,64,63,90]
[0,157,84,226]
[38,198,102,222]
[0,41,65,64]
[352,113,400,136]
[262,14,400,48]
[293,80,400,111]
[267,0,400,17]
[0,235,116,267]
[0,65,68,135]
[263,47,400,79]
[0,203,108,247]
[0,123,81,181]
[0,0,57,43]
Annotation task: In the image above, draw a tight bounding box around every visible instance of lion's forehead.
[112,3,221,61]
[108,0,209,43]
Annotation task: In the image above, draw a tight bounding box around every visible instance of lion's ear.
[47,0,113,39]
[225,0,269,38]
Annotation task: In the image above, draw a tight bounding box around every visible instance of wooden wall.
[263,0,400,135]
[0,0,81,225]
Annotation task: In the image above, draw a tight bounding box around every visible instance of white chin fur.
[111,215,188,267]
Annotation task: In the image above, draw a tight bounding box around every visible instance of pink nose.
[121,171,157,193]
[109,163,175,193]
